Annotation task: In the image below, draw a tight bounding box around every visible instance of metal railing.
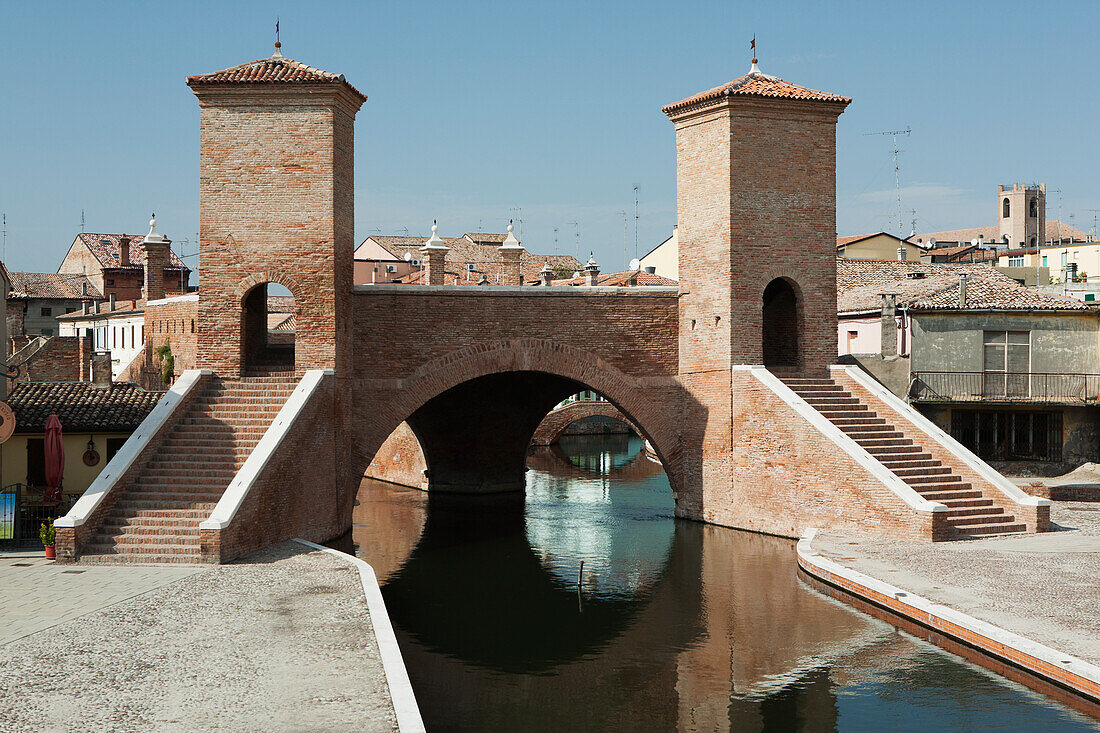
[0,484,77,547]
[911,371,1100,403]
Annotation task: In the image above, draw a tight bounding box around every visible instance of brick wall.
[191,85,363,378]
[709,370,944,540]
[364,421,428,489]
[143,298,198,384]
[10,335,90,385]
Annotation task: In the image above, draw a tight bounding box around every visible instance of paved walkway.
[812,502,1100,666]
[0,543,398,731]
[0,553,200,646]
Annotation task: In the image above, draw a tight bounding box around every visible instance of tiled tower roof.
[664,69,850,115]
[186,56,366,102]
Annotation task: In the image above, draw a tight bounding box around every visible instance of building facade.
[838,258,1099,474]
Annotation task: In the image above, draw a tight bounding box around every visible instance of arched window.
[1029,198,1038,218]
[1003,198,1011,218]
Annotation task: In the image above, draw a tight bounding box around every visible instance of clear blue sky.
[2,0,1098,276]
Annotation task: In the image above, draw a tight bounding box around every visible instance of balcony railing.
[911,371,1100,403]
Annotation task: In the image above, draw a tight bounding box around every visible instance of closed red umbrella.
[44,413,64,505]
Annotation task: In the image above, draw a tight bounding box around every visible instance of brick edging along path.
[796,529,1100,712]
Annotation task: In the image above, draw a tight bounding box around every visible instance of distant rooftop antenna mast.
[617,210,628,269]
[81,209,85,233]
[1,213,6,262]
[569,221,579,258]
[864,127,910,239]
[633,184,640,259]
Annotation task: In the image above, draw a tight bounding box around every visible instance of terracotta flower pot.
[44,545,56,560]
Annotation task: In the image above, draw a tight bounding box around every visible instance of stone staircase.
[780,375,1026,538]
[80,375,298,563]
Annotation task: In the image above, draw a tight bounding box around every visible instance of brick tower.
[664,58,850,520]
[186,44,366,377]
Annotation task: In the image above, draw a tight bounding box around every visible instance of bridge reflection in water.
[353,436,1097,732]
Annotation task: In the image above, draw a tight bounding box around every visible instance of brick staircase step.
[943,505,1002,518]
[951,513,1016,527]
[921,489,983,501]
[955,521,1027,536]
[906,474,963,485]
[879,458,941,469]
[892,466,952,478]
[936,497,995,509]
[864,445,922,456]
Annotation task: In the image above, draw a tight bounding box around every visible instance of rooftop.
[8,382,162,433]
[663,65,850,115]
[548,270,680,287]
[837,259,1089,314]
[7,272,101,300]
[186,55,366,103]
[75,233,188,271]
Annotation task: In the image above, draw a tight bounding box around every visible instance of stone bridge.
[55,50,1050,564]
[529,401,639,446]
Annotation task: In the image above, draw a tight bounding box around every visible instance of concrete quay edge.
[293,539,425,733]
[796,528,1100,707]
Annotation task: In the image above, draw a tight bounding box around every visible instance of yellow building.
[2,382,160,504]
[639,227,678,281]
[836,232,927,261]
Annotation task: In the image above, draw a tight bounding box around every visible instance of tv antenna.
[509,207,524,239]
[1086,210,1100,240]
[633,184,640,259]
[1,213,6,262]
[553,226,559,252]
[864,126,910,239]
[617,211,628,270]
[81,209,85,233]
[568,221,580,258]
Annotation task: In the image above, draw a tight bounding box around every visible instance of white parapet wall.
[833,365,1050,510]
[56,369,213,529]
[200,369,333,531]
[746,366,946,516]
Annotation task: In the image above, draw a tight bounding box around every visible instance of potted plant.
[40,520,56,560]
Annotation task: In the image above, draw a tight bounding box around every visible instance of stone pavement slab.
[813,502,1100,666]
[0,543,397,732]
[0,555,200,646]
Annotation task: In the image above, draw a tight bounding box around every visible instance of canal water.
[353,434,1098,732]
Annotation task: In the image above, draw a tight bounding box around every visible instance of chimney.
[498,222,525,286]
[419,222,450,286]
[879,293,898,358]
[539,262,554,286]
[584,252,600,286]
[897,246,907,262]
[90,351,111,388]
[645,266,656,274]
[142,214,170,302]
[958,274,968,308]
[118,236,131,268]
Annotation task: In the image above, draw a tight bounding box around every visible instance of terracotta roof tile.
[837,259,1087,313]
[76,233,187,270]
[363,234,582,285]
[547,270,679,287]
[8,272,101,300]
[187,56,366,102]
[8,382,162,433]
[664,71,850,114]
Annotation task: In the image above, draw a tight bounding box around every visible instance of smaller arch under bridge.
[529,400,640,446]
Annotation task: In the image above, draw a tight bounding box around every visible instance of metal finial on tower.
[272,18,283,58]
[749,35,761,74]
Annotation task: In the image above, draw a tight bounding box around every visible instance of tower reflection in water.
[353,435,1097,732]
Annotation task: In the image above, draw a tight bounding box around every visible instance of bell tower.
[187,45,366,377]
